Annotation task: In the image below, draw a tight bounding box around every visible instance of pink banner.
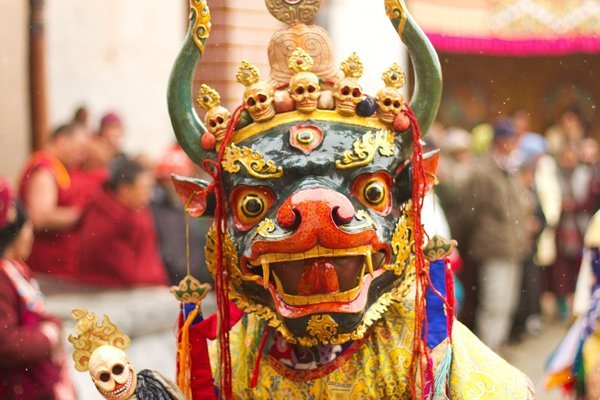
[426,33,600,56]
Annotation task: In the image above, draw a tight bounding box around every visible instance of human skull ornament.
[89,345,137,400]
[333,53,364,117]
[333,78,363,117]
[237,60,277,122]
[205,106,232,146]
[244,82,276,122]
[376,87,404,124]
[290,72,321,113]
[288,48,321,113]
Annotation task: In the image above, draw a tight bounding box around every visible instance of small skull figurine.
[333,53,364,117]
[89,345,137,400]
[236,60,276,122]
[288,48,321,113]
[196,84,232,150]
[376,63,406,124]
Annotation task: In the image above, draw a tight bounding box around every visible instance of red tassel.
[200,104,247,400]
[404,104,431,400]
[250,327,270,389]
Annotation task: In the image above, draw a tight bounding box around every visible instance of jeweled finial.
[382,63,406,89]
[170,275,212,304]
[196,84,221,110]
[288,47,315,73]
[236,61,261,87]
[340,53,364,79]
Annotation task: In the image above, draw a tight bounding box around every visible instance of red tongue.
[297,258,340,295]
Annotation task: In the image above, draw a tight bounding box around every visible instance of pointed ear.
[393,150,440,205]
[171,174,215,217]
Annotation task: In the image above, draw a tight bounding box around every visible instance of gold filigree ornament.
[382,63,406,89]
[190,0,212,55]
[340,210,377,232]
[386,202,415,277]
[335,129,396,170]
[68,309,131,372]
[196,84,232,148]
[253,218,293,240]
[306,314,339,342]
[236,61,261,87]
[384,0,407,36]
[340,52,364,79]
[265,0,324,25]
[423,235,458,262]
[170,275,212,304]
[222,143,284,179]
[288,47,315,73]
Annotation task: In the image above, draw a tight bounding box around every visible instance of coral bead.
[200,132,216,150]
[393,112,411,132]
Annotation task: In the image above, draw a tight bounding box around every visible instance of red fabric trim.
[193,301,244,340]
[426,32,600,56]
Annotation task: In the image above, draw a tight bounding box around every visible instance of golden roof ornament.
[265,0,324,25]
[236,61,261,87]
[382,63,406,89]
[288,47,315,73]
[68,309,131,372]
[340,53,364,79]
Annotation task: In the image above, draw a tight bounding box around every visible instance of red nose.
[277,188,355,229]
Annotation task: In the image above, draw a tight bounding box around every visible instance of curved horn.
[167,0,212,165]
[385,0,442,135]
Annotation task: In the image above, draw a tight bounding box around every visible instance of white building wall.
[46,0,186,160]
[0,1,29,182]
[325,0,409,97]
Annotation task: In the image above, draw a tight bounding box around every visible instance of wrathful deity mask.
[168,0,442,348]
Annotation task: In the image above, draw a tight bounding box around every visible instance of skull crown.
[376,63,406,124]
[288,48,321,114]
[333,53,364,117]
[197,84,232,150]
[236,60,276,122]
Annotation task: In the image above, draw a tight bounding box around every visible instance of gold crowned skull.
[197,84,232,148]
[88,345,137,400]
[288,48,321,113]
[333,53,364,117]
[236,61,276,122]
[376,63,406,124]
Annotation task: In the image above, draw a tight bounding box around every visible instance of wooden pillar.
[29,0,48,150]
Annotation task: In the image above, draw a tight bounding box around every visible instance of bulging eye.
[351,171,392,215]
[363,182,385,205]
[241,195,264,217]
[230,186,276,231]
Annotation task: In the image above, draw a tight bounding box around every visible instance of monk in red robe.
[18,124,89,280]
[79,159,168,286]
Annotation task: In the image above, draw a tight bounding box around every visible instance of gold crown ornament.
[288,48,321,113]
[196,84,231,151]
[236,61,276,123]
[376,63,407,124]
[332,53,365,117]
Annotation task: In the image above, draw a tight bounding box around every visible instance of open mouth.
[98,370,134,399]
[247,245,386,306]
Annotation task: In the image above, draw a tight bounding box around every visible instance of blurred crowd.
[5,106,213,289]
[431,107,600,353]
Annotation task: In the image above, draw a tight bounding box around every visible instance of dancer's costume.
[71,1,535,399]
[546,210,600,399]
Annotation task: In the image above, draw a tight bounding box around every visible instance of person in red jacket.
[79,158,168,286]
[0,178,74,400]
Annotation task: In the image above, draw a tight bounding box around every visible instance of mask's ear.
[171,174,216,217]
[393,150,440,205]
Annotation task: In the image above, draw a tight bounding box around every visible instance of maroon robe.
[18,151,86,279]
[78,188,168,286]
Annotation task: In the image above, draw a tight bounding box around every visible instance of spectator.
[151,144,213,285]
[98,112,126,163]
[453,118,527,351]
[545,107,586,156]
[79,159,168,286]
[18,123,89,280]
[438,127,473,217]
[0,178,74,399]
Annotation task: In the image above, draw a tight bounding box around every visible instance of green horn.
[167,0,212,166]
[386,0,442,135]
